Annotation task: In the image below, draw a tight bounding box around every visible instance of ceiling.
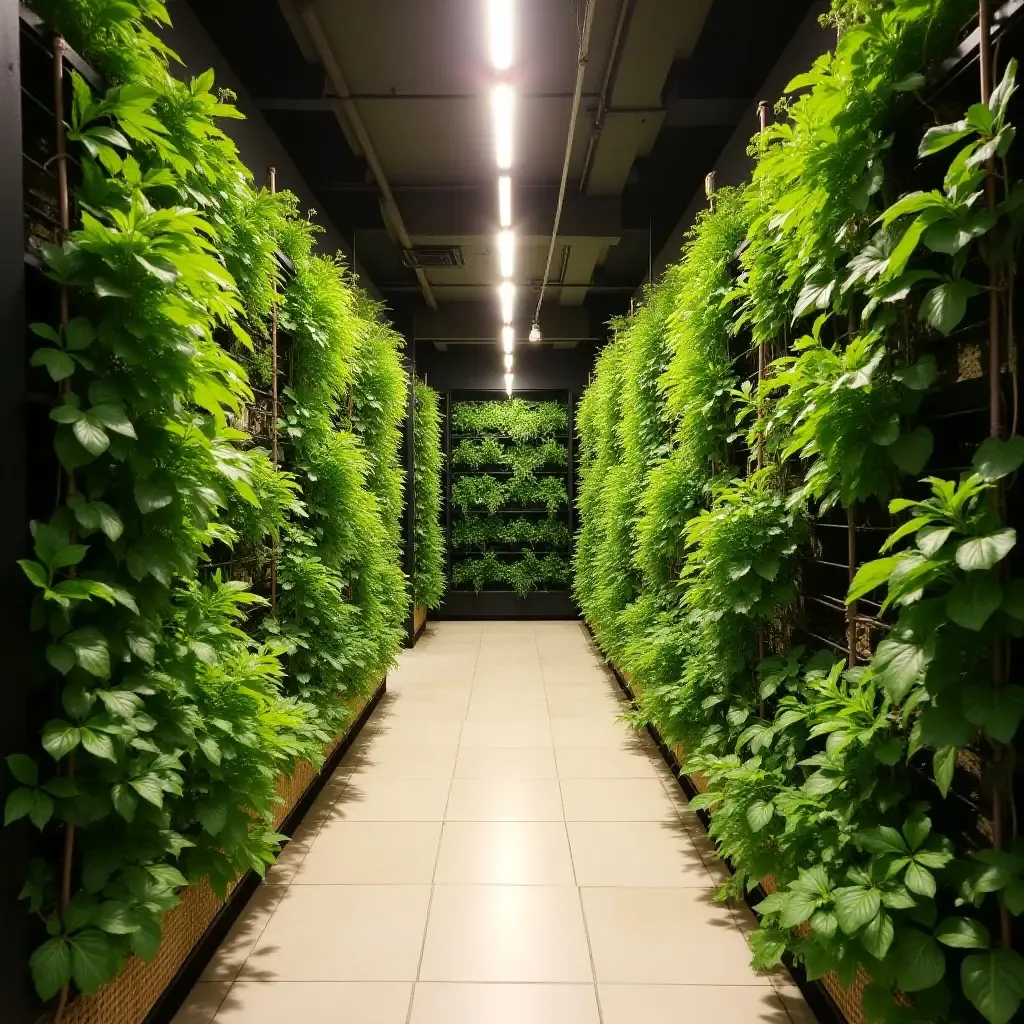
[186,0,816,344]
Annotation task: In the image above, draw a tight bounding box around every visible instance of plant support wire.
[533,0,596,329]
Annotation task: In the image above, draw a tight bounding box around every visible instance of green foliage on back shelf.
[575,3,1024,1022]
[451,397,568,439]
[449,399,571,597]
[7,0,408,1004]
[413,381,445,609]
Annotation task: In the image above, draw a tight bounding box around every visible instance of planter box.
[62,681,385,1024]
[413,604,428,640]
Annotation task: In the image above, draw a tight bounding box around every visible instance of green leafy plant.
[451,398,568,440]
[412,381,445,609]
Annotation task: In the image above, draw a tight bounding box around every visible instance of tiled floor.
[173,620,813,1023]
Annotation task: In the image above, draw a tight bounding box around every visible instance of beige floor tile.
[172,982,229,1024]
[772,980,817,1024]
[293,821,442,884]
[459,718,552,748]
[201,885,288,981]
[464,695,550,720]
[567,821,714,887]
[544,689,623,717]
[419,885,592,982]
[555,746,658,779]
[599,984,790,1023]
[689,828,732,886]
[212,982,412,1022]
[329,777,452,822]
[542,665,611,684]
[410,983,600,1023]
[445,777,564,821]
[264,820,321,884]
[359,731,462,763]
[373,718,464,745]
[454,746,557,779]
[385,696,470,721]
[550,716,640,748]
[351,743,459,780]
[561,778,681,822]
[582,887,770,986]
[435,821,575,884]
[241,885,430,981]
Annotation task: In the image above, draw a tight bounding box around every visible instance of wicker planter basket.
[413,604,428,638]
[61,689,377,1024]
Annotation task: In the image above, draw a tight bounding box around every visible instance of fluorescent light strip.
[498,175,512,228]
[501,325,515,353]
[504,353,514,371]
[498,281,516,324]
[492,85,514,170]
[498,229,515,278]
[488,0,514,71]
[504,372,514,396]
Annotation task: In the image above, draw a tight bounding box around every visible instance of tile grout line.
[542,627,607,1024]
[404,623,475,1024]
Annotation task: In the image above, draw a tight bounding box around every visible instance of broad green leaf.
[745,799,774,832]
[847,556,902,602]
[30,937,71,1000]
[905,861,936,898]
[72,415,110,456]
[834,886,881,935]
[856,826,906,855]
[135,480,175,513]
[93,901,140,935]
[888,426,933,474]
[779,891,820,929]
[919,121,972,158]
[69,929,117,994]
[933,746,957,797]
[956,529,1016,571]
[197,802,228,836]
[917,526,952,557]
[963,684,1024,744]
[961,949,1024,1024]
[131,916,162,962]
[42,720,81,760]
[65,628,110,678]
[973,435,1024,482]
[946,574,1003,630]
[936,916,991,949]
[111,783,138,822]
[893,927,946,992]
[873,635,928,704]
[31,347,75,381]
[80,728,116,762]
[861,907,895,959]
[4,787,35,826]
[130,774,165,807]
[894,355,937,391]
[919,280,979,335]
[18,559,48,589]
[7,753,39,786]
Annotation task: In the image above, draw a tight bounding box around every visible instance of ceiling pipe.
[579,0,634,194]
[533,0,597,331]
[300,6,438,310]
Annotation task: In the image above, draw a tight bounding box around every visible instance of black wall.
[415,342,598,394]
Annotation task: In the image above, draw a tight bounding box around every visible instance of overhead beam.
[300,7,437,310]
[414,302,594,343]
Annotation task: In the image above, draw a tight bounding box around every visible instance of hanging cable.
[533,0,596,334]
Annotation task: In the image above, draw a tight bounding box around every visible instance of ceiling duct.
[402,245,465,269]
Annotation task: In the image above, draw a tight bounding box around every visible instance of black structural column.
[0,3,34,1022]
[402,355,417,645]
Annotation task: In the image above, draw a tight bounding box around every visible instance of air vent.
[402,245,465,269]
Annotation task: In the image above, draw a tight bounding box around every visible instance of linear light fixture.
[504,353,514,371]
[498,175,512,228]
[497,229,515,278]
[501,325,515,353]
[492,84,515,170]
[498,281,516,324]
[488,0,514,71]
[504,372,514,396]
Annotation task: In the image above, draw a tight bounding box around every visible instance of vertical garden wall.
[3,1,417,1020]
[446,393,574,617]
[412,379,445,616]
[575,2,1024,1022]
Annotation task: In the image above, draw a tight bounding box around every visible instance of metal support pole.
[267,167,279,609]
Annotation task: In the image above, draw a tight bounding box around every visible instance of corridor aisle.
[174,621,813,1024]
